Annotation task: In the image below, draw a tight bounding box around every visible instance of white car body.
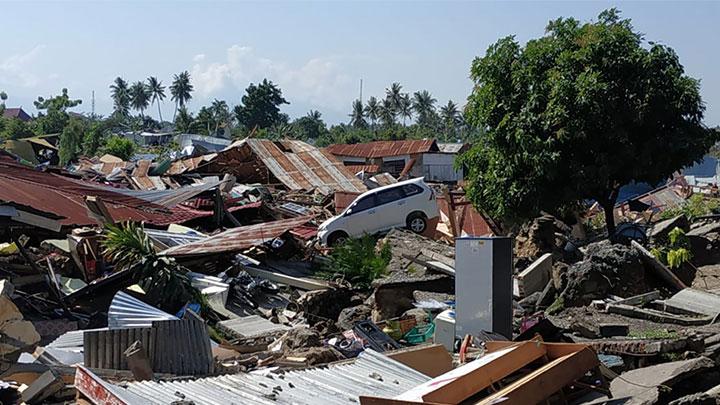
[318,177,439,246]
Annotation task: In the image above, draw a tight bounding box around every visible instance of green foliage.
[170,71,194,117]
[652,227,692,269]
[659,194,720,221]
[460,9,718,236]
[102,221,200,312]
[110,77,131,117]
[234,79,289,131]
[628,329,678,339]
[546,296,565,315]
[32,88,82,135]
[103,135,136,161]
[0,117,34,141]
[321,235,391,289]
[292,110,329,141]
[82,120,111,156]
[58,117,86,165]
[174,106,195,133]
[147,76,166,122]
[129,81,151,116]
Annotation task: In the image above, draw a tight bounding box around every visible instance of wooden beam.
[475,347,599,405]
[381,341,541,405]
[632,240,686,291]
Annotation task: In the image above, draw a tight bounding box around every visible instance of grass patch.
[546,296,565,315]
[319,234,391,289]
[628,329,678,340]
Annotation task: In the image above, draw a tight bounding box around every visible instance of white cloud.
[190,45,355,112]
[0,45,50,88]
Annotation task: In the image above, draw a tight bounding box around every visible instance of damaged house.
[325,139,469,183]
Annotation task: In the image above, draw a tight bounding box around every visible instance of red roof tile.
[325,139,438,159]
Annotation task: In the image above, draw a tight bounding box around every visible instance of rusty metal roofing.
[0,156,204,227]
[325,139,438,159]
[245,139,366,193]
[167,139,366,193]
[160,215,315,257]
[345,164,380,174]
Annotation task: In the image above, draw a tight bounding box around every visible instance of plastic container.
[404,322,435,345]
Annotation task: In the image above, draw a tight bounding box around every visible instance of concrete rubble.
[3,139,720,404]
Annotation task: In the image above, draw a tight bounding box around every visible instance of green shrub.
[321,235,391,289]
[651,227,692,269]
[660,194,720,221]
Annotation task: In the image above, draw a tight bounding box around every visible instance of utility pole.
[91,90,95,118]
[359,79,363,103]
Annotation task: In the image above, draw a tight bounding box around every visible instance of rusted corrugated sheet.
[160,215,315,257]
[345,164,380,174]
[325,139,438,159]
[246,139,366,193]
[0,156,204,227]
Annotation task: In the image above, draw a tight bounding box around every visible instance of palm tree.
[211,99,231,135]
[110,77,130,117]
[440,100,461,141]
[146,76,166,122]
[349,99,367,129]
[170,71,193,120]
[412,90,437,127]
[129,81,150,117]
[379,98,397,127]
[399,94,412,126]
[307,110,322,121]
[364,96,380,129]
[386,82,403,111]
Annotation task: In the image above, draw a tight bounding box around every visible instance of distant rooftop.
[2,107,32,122]
[326,139,438,158]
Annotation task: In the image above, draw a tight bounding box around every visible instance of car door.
[374,186,407,230]
[342,193,379,236]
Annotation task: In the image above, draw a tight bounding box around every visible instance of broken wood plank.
[386,344,453,378]
[400,252,455,276]
[612,290,661,307]
[631,240,686,291]
[476,347,599,405]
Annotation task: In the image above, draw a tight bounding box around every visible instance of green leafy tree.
[439,100,461,141]
[129,81,151,117]
[211,99,231,136]
[103,135,136,160]
[147,76,166,122]
[234,79,289,130]
[349,99,367,129]
[412,90,437,128]
[293,110,328,141]
[460,9,718,235]
[193,106,214,135]
[59,117,86,165]
[110,77,130,117]
[33,88,82,134]
[174,106,195,133]
[0,91,7,115]
[364,96,380,130]
[386,82,403,111]
[0,118,34,141]
[170,71,193,120]
[398,93,413,126]
[651,227,692,269]
[379,98,397,128]
[82,120,110,156]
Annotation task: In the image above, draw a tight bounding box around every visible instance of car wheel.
[407,213,427,234]
[327,231,349,247]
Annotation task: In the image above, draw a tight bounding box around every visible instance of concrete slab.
[516,253,552,297]
[610,357,715,405]
[216,315,291,339]
[663,288,720,317]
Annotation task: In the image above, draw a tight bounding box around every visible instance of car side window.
[376,187,405,205]
[349,195,375,214]
[401,184,423,197]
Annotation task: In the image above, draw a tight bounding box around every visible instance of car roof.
[356,177,427,199]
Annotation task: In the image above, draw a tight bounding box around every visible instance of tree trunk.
[172,101,178,122]
[603,201,616,238]
[157,102,163,123]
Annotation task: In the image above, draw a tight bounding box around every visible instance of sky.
[1,1,719,126]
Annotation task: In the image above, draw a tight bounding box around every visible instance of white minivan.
[318,178,439,246]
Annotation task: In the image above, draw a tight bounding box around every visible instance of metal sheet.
[99,349,429,405]
[160,216,315,257]
[107,292,177,330]
[326,139,437,159]
[216,315,290,339]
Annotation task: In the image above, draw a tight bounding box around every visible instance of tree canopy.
[460,9,719,235]
[234,79,289,131]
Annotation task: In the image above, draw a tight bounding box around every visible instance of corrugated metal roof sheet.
[0,156,205,226]
[107,291,178,329]
[108,349,430,405]
[345,164,380,174]
[167,139,366,194]
[325,139,438,159]
[160,216,315,257]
